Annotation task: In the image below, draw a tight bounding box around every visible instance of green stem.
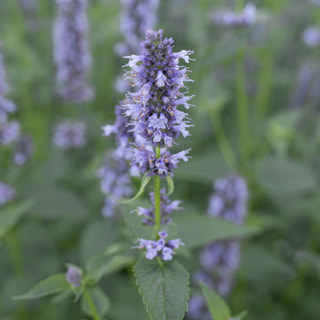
[7,229,28,320]
[84,288,101,320]
[7,228,24,275]
[154,147,161,236]
[210,111,238,170]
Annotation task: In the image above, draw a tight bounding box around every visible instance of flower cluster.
[53,0,93,103]
[303,26,320,47]
[210,3,256,27]
[115,0,160,57]
[135,231,184,261]
[53,120,86,149]
[0,42,20,146]
[188,176,248,319]
[0,182,15,206]
[102,101,135,160]
[13,134,34,166]
[132,188,182,225]
[97,152,133,218]
[124,29,194,174]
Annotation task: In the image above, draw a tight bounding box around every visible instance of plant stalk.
[154,147,161,236]
[84,288,101,320]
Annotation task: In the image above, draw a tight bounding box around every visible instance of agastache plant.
[115,0,160,93]
[119,29,194,260]
[53,0,93,103]
[188,176,248,320]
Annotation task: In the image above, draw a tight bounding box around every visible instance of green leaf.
[166,176,174,196]
[233,310,248,320]
[82,288,110,317]
[0,199,35,238]
[79,219,118,264]
[13,274,70,300]
[199,282,231,320]
[174,213,259,249]
[118,173,151,204]
[81,287,110,318]
[133,258,190,320]
[86,253,135,283]
[175,150,229,184]
[258,157,317,196]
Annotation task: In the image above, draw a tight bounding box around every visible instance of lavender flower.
[0,182,15,206]
[302,26,320,47]
[132,188,182,225]
[107,30,194,261]
[53,0,93,103]
[187,295,211,320]
[66,265,82,287]
[0,121,20,145]
[210,3,256,27]
[97,152,133,218]
[190,175,248,306]
[53,120,86,149]
[115,0,160,57]
[124,29,194,176]
[13,134,35,166]
[0,42,17,124]
[134,230,184,261]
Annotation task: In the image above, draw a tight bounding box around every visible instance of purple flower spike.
[53,0,93,103]
[53,120,86,149]
[123,29,194,155]
[0,182,15,206]
[190,175,248,302]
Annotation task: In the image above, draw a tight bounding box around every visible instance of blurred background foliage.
[1,0,320,319]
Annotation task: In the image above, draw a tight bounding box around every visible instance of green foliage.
[133,258,190,320]
[13,274,70,300]
[119,173,151,204]
[0,199,35,238]
[258,157,317,196]
[199,282,231,320]
[174,213,259,249]
[166,176,174,196]
[86,252,135,284]
[81,287,110,318]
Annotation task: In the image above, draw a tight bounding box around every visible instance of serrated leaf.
[86,253,135,283]
[133,258,190,320]
[233,310,248,320]
[174,213,259,249]
[81,287,110,318]
[13,274,70,300]
[118,173,151,204]
[0,199,35,238]
[166,176,174,196]
[199,282,231,320]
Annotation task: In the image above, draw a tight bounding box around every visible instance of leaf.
[81,287,110,318]
[175,150,229,184]
[258,157,317,196]
[13,274,70,300]
[199,282,231,320]
[133,258,190,320]
[118,173,151,204]
[174,213,259,249]
[166,176,174,196]
[79,219,118,264]
[86,253,135,283]
[0,199,35,238]
[233,310,248,320]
